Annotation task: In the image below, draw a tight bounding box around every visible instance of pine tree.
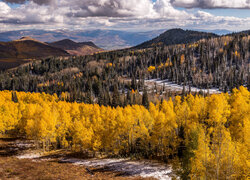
[112,85,120,107]
[142,88,149,108]
[11,91,18,103]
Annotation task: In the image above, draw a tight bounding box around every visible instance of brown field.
[0,138,155,180]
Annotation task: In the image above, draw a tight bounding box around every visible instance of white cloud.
[62,0,157,18]
[0,2,11,14]
[154,0,188,18]
[0,0,249,31]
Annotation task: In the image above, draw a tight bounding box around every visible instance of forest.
[0,31,249,107]
[0,86,249,179]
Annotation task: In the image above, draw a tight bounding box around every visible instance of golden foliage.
[107,63,113,67]
[147,66,156,72]
[0,87,249,179]
[234,50,240,58]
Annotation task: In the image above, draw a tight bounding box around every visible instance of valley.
[0,28,249,180]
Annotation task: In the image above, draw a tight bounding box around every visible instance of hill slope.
[0,30,248,100]
[0,37,69,59]
[0,37,69,70]
[48,39,102,56]
[134,28,218,49]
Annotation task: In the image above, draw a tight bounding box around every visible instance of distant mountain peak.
[57,39,76,43]
[20,36,34,40]
[134,28,218,49]
[48,39,102,56]
[0,37,69,66]
[15,36,47,45]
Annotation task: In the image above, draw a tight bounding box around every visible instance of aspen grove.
[0,87,249,179]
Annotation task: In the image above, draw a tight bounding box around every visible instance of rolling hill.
[48,39,102,56]
[134,28,218,49]
[0,37,69,59]
[0,29,165,50]
[0,37,69,70]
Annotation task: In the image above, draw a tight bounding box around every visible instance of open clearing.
[0,138,173,180]
[145,79,221,94]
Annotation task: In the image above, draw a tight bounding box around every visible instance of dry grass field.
[0,138,155,180]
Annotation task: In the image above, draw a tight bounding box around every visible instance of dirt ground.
[0,138,155,180]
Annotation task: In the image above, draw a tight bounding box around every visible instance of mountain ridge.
[134,28,219,49]
[0,37,69,59]
[0,29,165,50]
[48,39,102,56]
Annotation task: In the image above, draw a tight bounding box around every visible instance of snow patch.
[16,143,34,149]
[60,158,172,180]
[145,79,221,94]
[17,153,42,159]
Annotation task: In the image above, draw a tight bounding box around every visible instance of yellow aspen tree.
[229,86,250,178]
[151,111,166,156]
[114,106,126,154]
[161,99,177,157]
[190,126,212,180]
[71,115,93,151]
[229,86,250,142]
[55,102,71,148]
[123,105,135,153]
[90,104,103,152]
[207,93,231,179]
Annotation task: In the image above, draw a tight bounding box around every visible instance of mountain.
[48,39,102,56]
[0,29,165,50]
[0,37,68,59]
[134,28,219,49]
[194,29,232,35]
[48,39,98,49]
[0,37,69,70]
[14,36,48,45]
[229,30,250,36]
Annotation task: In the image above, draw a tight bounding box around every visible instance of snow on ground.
[60,158,173,180]
[14,139,36,149]
[17,153,42,159]
[15,142,34,149]
[145,79,221,94]
[12,131,173,179]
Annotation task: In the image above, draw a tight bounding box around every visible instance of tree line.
[0,32,249,105]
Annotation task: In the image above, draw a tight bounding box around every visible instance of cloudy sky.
[0,0,249,32]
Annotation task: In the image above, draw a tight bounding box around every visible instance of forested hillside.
[134,29,218,49]
[0,87,249,179]
[0,30,249,106]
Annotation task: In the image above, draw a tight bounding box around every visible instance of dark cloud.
[3,0,54,5]
[32,0,53,5]
[0,18,41,24]
[3,0,26,4]
[171,0,250,9]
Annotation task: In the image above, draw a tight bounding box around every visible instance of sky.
[0,0,249,32]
